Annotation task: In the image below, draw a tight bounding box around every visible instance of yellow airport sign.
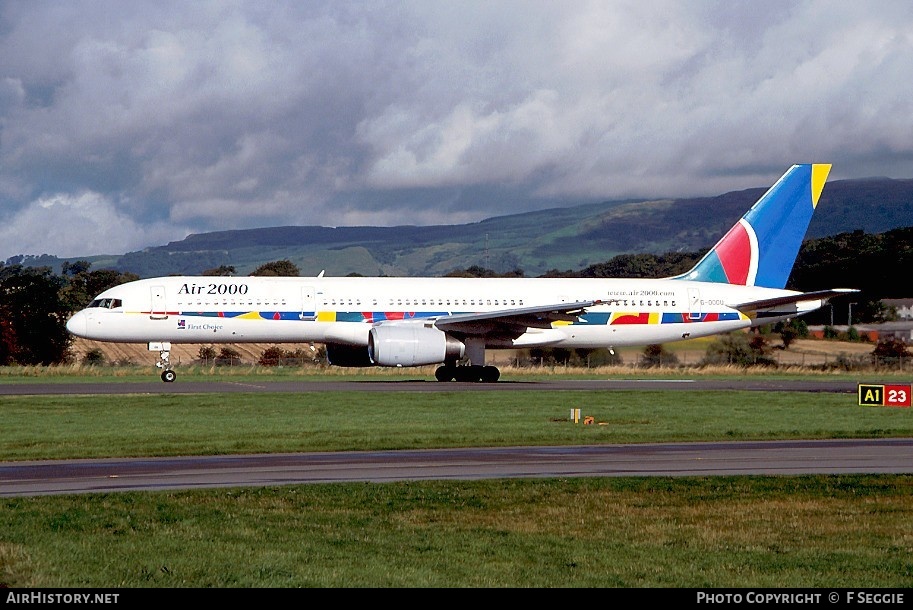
[858,384,912,407]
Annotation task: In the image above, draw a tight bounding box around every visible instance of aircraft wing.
[432,300,600,336]
[730,289,859,313]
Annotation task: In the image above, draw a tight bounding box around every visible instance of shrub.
[197,346,217,363]
[81,348,106,366]
[872,339,912,368]
[217,346,243,366]
[526,347,620,367]
[775,318,807,348]
[258,346,287,366]
[639,344,679,367]
[701,332,776,367]
[258,345,324,366]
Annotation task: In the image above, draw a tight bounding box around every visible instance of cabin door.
[300,286,316,320]
[150,285,168,320]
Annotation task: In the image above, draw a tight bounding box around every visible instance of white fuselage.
[66,275,814,350]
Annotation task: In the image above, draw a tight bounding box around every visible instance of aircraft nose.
[66,311,87,337]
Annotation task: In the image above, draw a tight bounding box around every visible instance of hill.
[10,176,913,278]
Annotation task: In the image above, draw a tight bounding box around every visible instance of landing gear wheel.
[435,365,455,382]
[453,366,476,382]
[439,364,501,382]
[161,369,177,383]
[480,366,500,382]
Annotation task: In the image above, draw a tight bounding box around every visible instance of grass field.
[1,369,912,588]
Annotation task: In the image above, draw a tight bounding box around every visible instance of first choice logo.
[177,320,224,332]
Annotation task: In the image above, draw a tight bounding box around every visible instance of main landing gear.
[434,337,500,382]
[434,364,501,383]
[149,342,176,383]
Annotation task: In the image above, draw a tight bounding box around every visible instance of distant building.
[807,322,913,343]
[882,298,913,321]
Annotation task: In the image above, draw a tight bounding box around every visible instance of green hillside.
[9,177,913,278]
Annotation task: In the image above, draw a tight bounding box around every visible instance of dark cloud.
[1,1,912,259]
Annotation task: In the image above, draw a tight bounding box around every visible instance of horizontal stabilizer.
[731,289,859,313]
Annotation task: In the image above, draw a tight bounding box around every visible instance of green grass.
[3,476,912,588]
[1,390,912,461]
[1,376,912,588]
[3,359,911,385]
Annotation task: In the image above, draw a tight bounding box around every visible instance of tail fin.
[674,164,831,289]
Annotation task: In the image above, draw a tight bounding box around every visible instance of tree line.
[0,259,305,365]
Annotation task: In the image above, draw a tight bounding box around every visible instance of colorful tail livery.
[67,164,857,383]
[676,164,831,288]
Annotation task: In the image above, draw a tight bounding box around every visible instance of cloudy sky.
[1,1,912,260]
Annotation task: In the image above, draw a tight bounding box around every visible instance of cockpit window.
[88,298,122,309]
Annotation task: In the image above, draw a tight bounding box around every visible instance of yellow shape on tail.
[811,164,831,208]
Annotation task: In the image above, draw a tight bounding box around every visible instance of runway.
[3,438,912,497]
[3,377,908,497]
[0,377,864,395]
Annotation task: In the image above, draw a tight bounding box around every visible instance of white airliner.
[67,164,856,382]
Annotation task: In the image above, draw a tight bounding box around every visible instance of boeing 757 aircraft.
[67,164,856,382]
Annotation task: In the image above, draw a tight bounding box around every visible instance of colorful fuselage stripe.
[152,310,743,325]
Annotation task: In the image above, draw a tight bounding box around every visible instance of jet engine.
[368,325,465,367]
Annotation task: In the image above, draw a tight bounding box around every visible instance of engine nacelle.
[368,325,464,367]
[325,343,373,367]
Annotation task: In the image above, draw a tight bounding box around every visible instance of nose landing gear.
[149,341,176,382]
